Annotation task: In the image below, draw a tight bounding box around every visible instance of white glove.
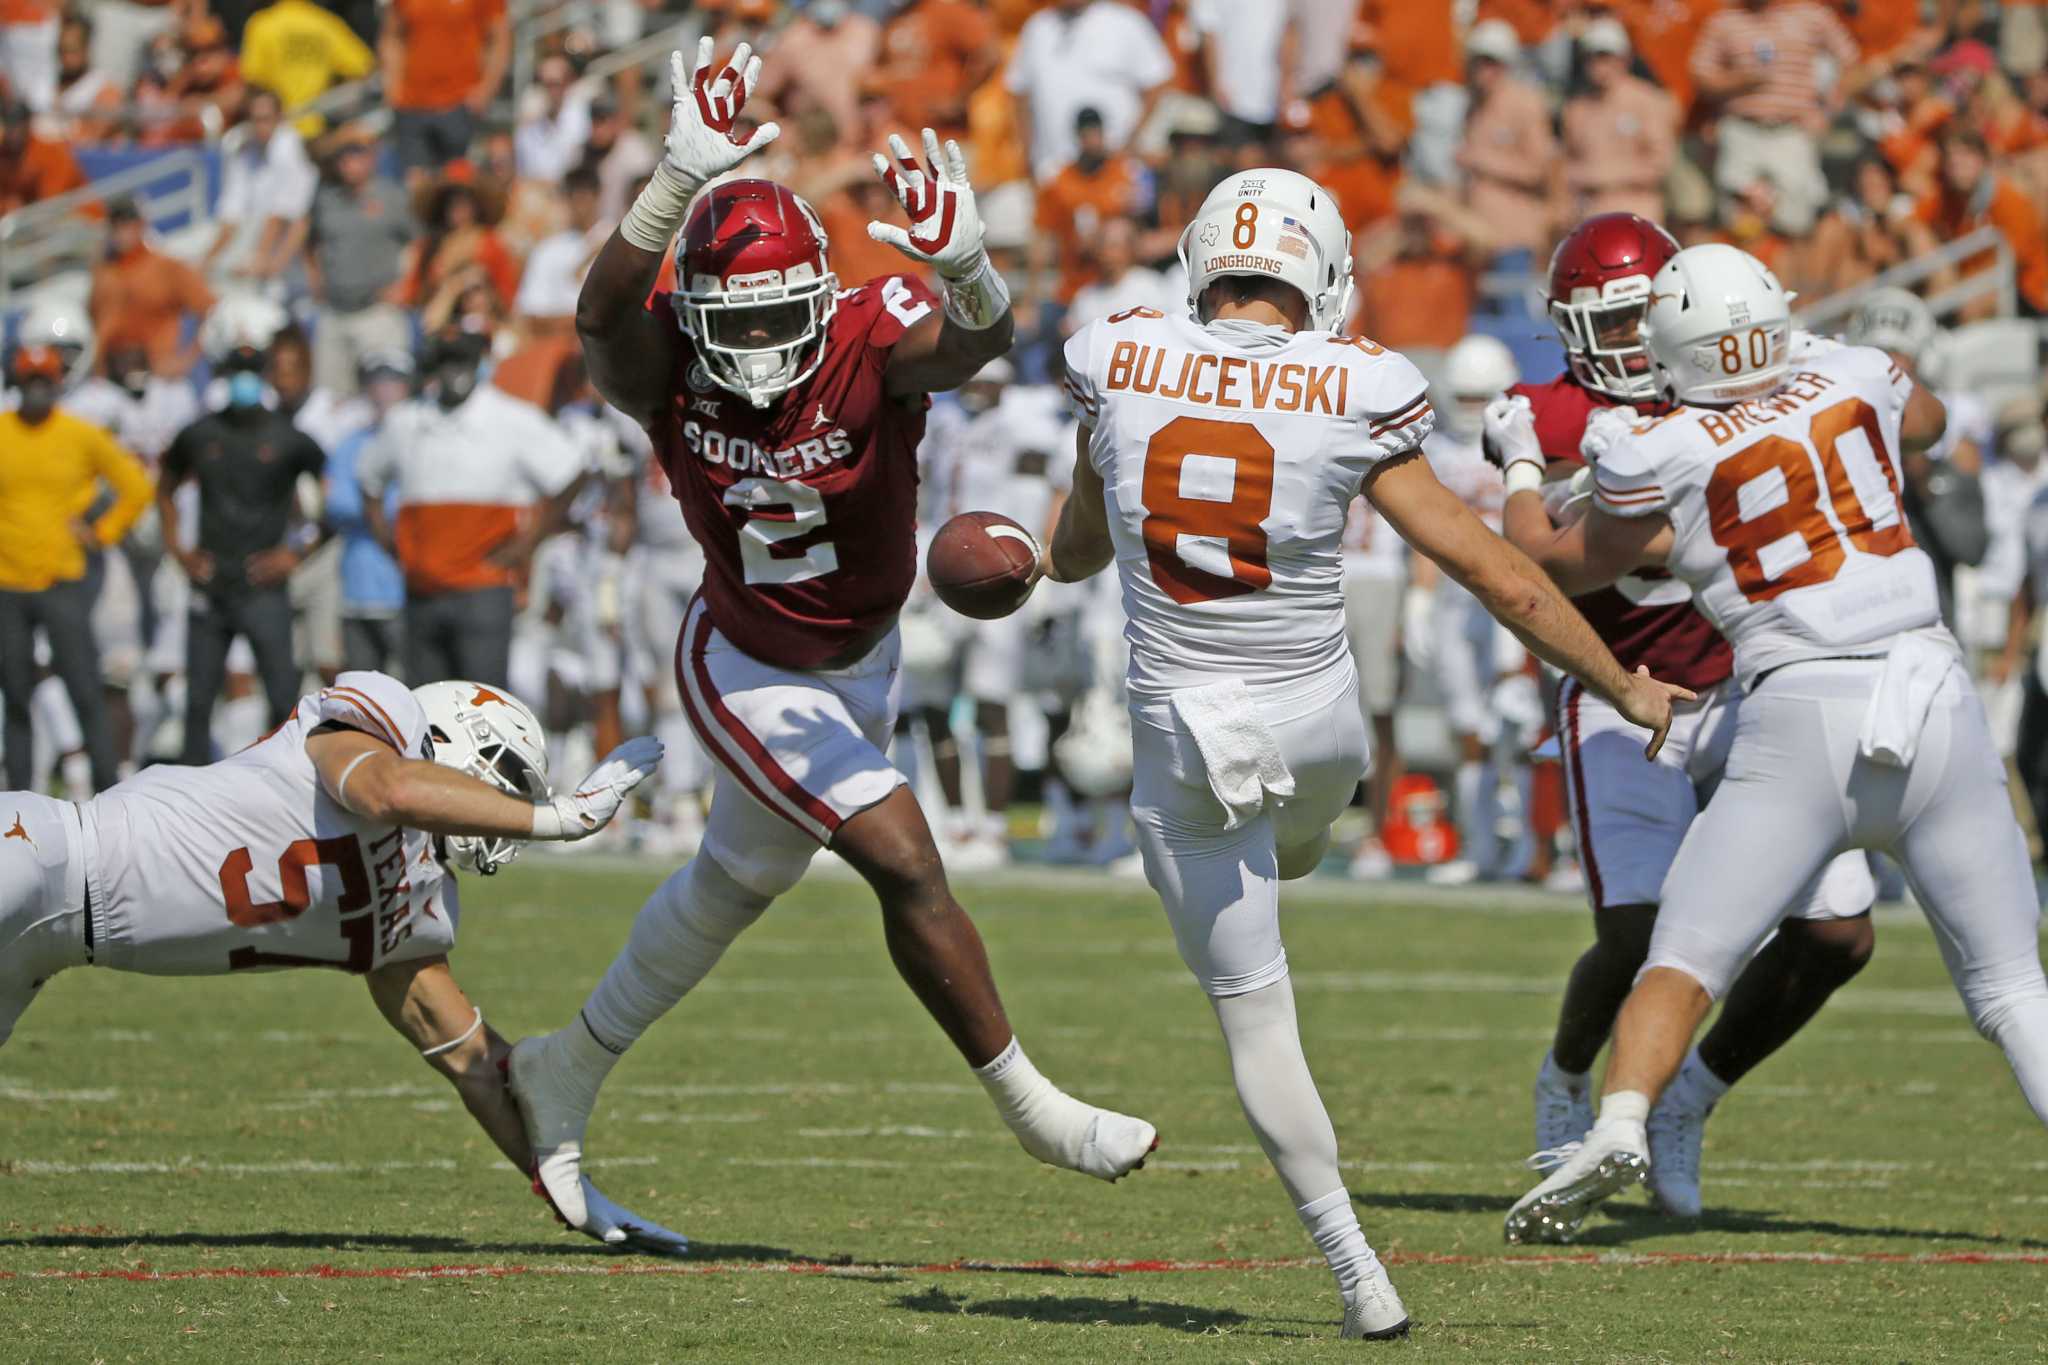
[1481,395,1542,473]
[1401,584,1435,671]
[664,37,779,193]
[868,128,987,280]
[1579,404,1641,465]
[531,737,664,840]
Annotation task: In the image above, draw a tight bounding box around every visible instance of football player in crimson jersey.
[1486,214,1878,1217]
[0,673,683,1250]
[508,39,1157,1241]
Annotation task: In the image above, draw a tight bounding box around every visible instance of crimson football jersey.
[651,274,939,669]
[1509,373,1734,693]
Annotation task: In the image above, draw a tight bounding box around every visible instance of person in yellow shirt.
[239,0,376,138]
[0,345,153,794]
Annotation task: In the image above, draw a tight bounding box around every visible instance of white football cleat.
[509,1032,609,1241]
[1339,1254,1411,1340]
[1503,1121,1647,1245]
[1530,1059,1594,1173]
[1008,1102,1158,1182]
[1646,1091,1712,1217]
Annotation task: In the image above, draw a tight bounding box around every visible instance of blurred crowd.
[4,0,2048,878]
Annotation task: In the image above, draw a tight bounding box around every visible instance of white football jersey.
[1423,431,1504,532]
[1592,344,1940,688]
[84,671,459,976]
[1063,307,1434,698]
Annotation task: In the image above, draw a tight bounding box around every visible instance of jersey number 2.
[1705,396,1911,603]
[724,478,839,585]
[220,836,375,973]
[1141,415,1275,604]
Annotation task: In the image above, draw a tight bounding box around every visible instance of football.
[927,511,1042,620]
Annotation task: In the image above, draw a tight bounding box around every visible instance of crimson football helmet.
[671,178,839,408]
[1546,212,1680,402]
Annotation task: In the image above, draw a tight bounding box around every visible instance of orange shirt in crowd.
[1830,0,1919,58]
[1915,176,2048,314]
[1879,94,1953,188]
[876,0,999,144]
[1606,0,1721,119]
[818,193,913,289]
[1035,153,1149,303]
[389,0,504,111]
[0,132,88,214]
[89,245,216,377]
[1356,0,1458,93]
[1300,86,1400,232]
[1357,249,1473,352]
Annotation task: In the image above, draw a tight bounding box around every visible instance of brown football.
[927,511,1041,620]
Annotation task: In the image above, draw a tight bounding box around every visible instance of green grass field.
[4,857,2044,1362]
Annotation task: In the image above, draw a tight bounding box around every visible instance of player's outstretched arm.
[578,37,779,425]
[1366,451,1694,757]
[1042,424,1113,582]
[306,726,662,845]
[869,128,1016,395]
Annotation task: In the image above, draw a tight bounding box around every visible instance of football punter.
[1502,243,2048,1242]
[0,671,681,1250]
[1489,214,1876,1217]
[1043,167,1692,1337]
[509,39,1156,1241]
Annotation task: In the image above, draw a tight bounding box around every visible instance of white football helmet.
[1640,244,1796,405]
[17,297,96,389]
[1843,286,1937,368]
[1440,334,1519,441]
[1178,167,1353,332]
[1053,688,1134,798]
[413,681,552,875]
[199,291,289,363]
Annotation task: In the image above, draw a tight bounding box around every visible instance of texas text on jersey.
[1510,372,1733,693]
[651,273,942,670]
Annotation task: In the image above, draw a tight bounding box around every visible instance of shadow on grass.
[1584,1203,2048,1250]
[0,1230,807,1263]
[894,1284,1290,1337]
[1355,1191,1517,1215]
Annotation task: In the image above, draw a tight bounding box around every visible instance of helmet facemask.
[1551,279,1659,401]
[424,718,547,875]
[673,271,839,409]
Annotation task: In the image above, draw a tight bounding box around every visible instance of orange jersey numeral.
[1140,415,1275,604]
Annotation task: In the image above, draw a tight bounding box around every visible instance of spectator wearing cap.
[356,327,584,687]
[1690,0,1865,237]
[1008,0,1174,183]
[158,327,330,761]
[514,52,591,185]
[753,0,879,146]
[869,0,998,151]
[515,166,604,337]
[202,87,320,287]
[307,126,416,395]
[0,343,152,793]
[52,14,121,141]
[0,97,84,214]
[89,202,216,378]
[1562,18,1676,224]
[1454,19,1558,260]
[395,175,520,321]
[1915,128,2048,317]
[1032,106,1151,306]
[380,0,509,187]
[238,0,374,138]
[1188,0,1295,153]
[323,350,413,674]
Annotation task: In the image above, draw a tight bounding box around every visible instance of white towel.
[1858,632,1960,767]
[1171,680,1295,830]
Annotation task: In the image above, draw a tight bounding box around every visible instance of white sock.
[1595,1089,1651,1134]
[1668,1047,1731,1113]
[578,854,773,1053]
[1540,1050,1591,1097]
[1986,994,2048,1126]
[974,1037,1089,1156]
[1298,1188,1378,1297]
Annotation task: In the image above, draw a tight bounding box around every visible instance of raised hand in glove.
[530,737,664,841]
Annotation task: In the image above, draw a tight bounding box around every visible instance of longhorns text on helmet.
[1177,168,1355,331]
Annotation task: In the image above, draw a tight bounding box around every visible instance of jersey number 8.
[1141,415,1275,605]
[1705,396,1913,602]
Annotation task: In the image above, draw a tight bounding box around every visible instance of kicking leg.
[832,786,1155,1180]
